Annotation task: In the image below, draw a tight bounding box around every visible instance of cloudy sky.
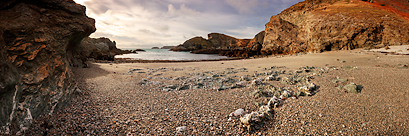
[74,0,303,49]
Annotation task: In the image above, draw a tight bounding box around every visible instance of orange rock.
[385,46,390,50]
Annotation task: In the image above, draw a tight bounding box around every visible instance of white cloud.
[224,0,265,14]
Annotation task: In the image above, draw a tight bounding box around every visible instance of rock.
[251,78,264,86]
[267,96,280,108]
[151,47,160,49]
[230,108,247,117]
[170,37,214,51]
[78,37,129,63]
[296,82,316,96]
[176,126,187,133]
[249,89,273,98]
[174,32,264,57]
[343,83,362,94]
[240,112,264,131]
[261,0,409,55]
[265,75,279,81]
[331,77,348,83]
[178,85,190,90]
[0,0,95,134]
[160,46,175,49]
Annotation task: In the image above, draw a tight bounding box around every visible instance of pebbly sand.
[27,49,409,135]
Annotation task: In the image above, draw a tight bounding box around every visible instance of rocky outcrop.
[172,32,264,57]
[261,0,409,55]
[0,0,95,134]
[160,46,176,49]
[76,37,130,64]
[207,33,251,49]
[171,37,214,51]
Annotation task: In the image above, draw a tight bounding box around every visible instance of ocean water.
[115,49,228,60]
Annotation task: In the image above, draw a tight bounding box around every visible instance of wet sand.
[27,49,409,135]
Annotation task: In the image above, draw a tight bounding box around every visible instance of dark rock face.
[261,0,409,55]
[0,0,95,134]
[77,37,129,64]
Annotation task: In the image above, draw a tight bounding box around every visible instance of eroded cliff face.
[261,0,409,55]
[0,0,95,134]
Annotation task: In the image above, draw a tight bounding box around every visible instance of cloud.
[224,0,265,14]
[77,0,303,49]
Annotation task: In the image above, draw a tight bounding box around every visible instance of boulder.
[0,0,95,134]
[77,37,130,63]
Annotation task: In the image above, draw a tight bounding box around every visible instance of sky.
[74,0,303,49]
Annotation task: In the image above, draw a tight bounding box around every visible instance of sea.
[115,49,228,60]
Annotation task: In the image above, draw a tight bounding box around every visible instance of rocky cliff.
[261,0,409,55]
[0,0,95,134]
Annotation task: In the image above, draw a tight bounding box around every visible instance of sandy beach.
[27,49,409,135]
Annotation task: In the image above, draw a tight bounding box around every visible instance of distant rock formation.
[160,46,176,49]
[261,0,409,55]
[151,47,160,49]
[0,0,95,134]
[172,33,264,57]
[171,36,215,51]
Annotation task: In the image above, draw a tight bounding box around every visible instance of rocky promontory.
[0,0,95,134]
[171,32,264,58]
[76,37,131,64]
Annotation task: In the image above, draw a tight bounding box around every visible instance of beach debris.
[251,78,264,86]
[385,46,390,50]
[178,85,190,90]
[267,96,280,108]
[162,84,178,91]
[265,74,279,81]
[249,89,273,98]
[240,111,265,131]
[240,100,275,131]
[230,108,247,117]
[296,82,316,96]
[176,126,187,133]
[239,76,251,81]
[331,77,348,83]
[342,83,363,94]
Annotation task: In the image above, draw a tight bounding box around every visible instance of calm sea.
[115,49,228,60]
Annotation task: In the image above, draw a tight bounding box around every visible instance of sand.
[27,49,409,135]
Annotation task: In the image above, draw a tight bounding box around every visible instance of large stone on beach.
[0,0,95,134]
[343,83,362,94]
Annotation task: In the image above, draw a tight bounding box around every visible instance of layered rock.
[0,0,95,134]
[261,0,409,55]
